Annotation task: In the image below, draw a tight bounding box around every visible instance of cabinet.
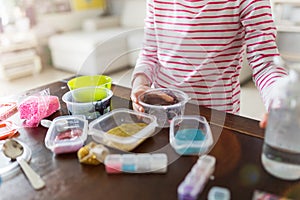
[0,32,42,80]
[271,0,300,62]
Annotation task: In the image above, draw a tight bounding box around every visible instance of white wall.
[107,0,126,15]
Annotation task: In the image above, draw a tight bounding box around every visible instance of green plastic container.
[71,86,109,102]
[67,75,112,90]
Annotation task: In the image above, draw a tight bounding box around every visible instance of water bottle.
[261,62,300,180]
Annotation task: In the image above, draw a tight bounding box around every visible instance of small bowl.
[45,115,88,154]
[71,86,109,102]
[67,75,112,90]
[169,115,213,155]
[138,88,190,128]
[62,87,113,120]
[89,108,157,151]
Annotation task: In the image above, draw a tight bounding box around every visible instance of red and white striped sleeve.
[240,0,288,109]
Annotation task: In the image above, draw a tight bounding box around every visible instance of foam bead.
[19,95,60,127]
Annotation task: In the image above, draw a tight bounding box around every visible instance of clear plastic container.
[138,88,190,128]
[62,87,113,120]
[89,108,157,151]
[45,115,88,154]
[104,153,167,174]
[208,186,231,200]
[170,115,213,155]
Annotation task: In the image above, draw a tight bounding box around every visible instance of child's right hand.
[131,85,151,112]
[131,74,151,112]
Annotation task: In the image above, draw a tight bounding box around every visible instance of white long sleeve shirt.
[132,0,288,113]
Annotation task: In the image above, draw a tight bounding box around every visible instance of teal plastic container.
[169,115,213,155]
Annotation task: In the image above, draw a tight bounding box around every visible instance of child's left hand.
[259,113,268,128]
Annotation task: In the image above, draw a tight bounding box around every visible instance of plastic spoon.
[41,119,80,132]
[2,139,45,190]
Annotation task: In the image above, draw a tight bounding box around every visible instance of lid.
[89,108,157,145]
[0,121,18,140]
[0,140,31,181]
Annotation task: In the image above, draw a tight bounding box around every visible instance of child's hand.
[131,85,150,112]
[131,74,152,112]
[259,113,268,128]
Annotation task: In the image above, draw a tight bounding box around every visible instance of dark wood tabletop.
[0,80,299,200]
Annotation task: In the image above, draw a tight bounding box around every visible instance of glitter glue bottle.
[177,155,216,200]
[104,153,167,174]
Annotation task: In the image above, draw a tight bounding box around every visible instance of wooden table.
[1,80,299,200]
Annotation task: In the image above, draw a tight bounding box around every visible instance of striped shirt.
[132,0,288,113]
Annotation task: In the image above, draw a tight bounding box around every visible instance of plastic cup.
[138,88,190,128]
[67,75,112,90]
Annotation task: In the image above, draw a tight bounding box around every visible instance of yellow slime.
[107,123,147,137]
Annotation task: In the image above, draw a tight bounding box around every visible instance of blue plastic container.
[170,115,213,155]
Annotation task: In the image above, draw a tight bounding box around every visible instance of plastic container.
[69,86,111,102]
[45,115,88,154]
[104,153,167,174]
[62,87,113,120]
[208,186,231,200]
[170,115,213,155]
[89,108,157,151]
[178,155,216,200]
[67,75,112,90]
[138,88,190,128]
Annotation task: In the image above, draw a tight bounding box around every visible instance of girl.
[130,0,287,128]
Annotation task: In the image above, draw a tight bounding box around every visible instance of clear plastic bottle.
[261,62,300,180]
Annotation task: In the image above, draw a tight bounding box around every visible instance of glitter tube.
[104,153,168,174]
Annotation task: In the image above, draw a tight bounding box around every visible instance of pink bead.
[105,163,122,174]
[19,95,60,127]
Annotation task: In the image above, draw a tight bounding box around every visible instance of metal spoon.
[2,139,45,190]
